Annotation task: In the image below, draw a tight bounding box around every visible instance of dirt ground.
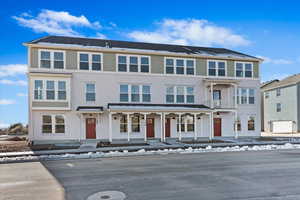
[0,141,31,152]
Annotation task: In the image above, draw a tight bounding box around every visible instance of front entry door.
[165,118,171,137]
[146,118,155,138]
[214,118,222,137]
[86,118,96,139]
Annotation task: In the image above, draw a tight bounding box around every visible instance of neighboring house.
[261,74,300,133]
[24,36,262,144]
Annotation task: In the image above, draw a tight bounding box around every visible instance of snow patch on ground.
[1,143,299,163]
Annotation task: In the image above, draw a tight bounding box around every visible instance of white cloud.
[17,93,28,97]
[0,79,27,86]
[0,123,9,129]
[13,9,103,36]
[257,55,293,65]
[0,64,27,77]
[128,19,250,47]
[0,99,16,105]
[95,32,107,39]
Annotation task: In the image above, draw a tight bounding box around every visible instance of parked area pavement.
[2,149,300,200]
[262,132,300,137]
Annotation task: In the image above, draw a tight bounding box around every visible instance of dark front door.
[214,118,222,137]
[86,118,96,139]
[165,118,171,137]
[146,118,155,138]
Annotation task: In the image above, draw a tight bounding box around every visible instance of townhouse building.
[261,74,300,133]
[25,36,262,144]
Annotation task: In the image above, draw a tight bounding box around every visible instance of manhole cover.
[86,191,126,200]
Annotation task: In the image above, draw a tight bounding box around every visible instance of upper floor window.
[237,88,255,105]
[265,91,269,99]
[117,55,150,73]
[166,86,195,103]
[34,80,67,101]
[42,115,65,134]
[276,88,281,96]
[119,84,151,103]
[79,53,102,71]
[235,62,253,78]
[165,58,195,75]
[276,103,281,112]
[85,83,96,102]
[208,60,226,76]
[40,50,65,69]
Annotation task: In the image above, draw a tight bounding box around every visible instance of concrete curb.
[1,140,300,158]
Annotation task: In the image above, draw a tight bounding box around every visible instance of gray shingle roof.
[262,74,300,91]
[26,36,260,60]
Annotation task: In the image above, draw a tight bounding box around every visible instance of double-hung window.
[141,57,150,72]
[39,50,64,69]
[131,85,140,102]
[176,86,185,103]
[165,59,174,74]
[117,55,150,73]
[166,86,195,103]
[120,115,128,133]
[131,115,140,132]
[129,56,138,72]
[208,60,226,76]
[46,81,55,100]
[86,83,95,102]
[276,88,281,96]
[186,60,195,75]
[237,88,256,105]
[58,81,66,100]
[79,53,102,71]
[42,115,65,134]
[119,84,151,103]
[142,85,151,102]
[177,115,195,132]
[176,59,184,74]
[276,103,281,112]
[235,62,253,78]
[34,80,43,100]
[265,91,269,99]
[165,58,195,75]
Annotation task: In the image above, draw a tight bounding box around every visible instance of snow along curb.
[1,143,300,164]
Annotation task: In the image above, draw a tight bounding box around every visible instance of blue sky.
[1,0,300,127]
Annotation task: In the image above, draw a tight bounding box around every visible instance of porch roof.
[107,103,211,113]
[76,106,104,113]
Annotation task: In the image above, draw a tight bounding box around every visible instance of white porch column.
[234,111,238,139]
[234,84,238,108]
[200,115,203,137]
[143,113,147,142]
[194,113,197,140]
[179,113,182,141]
[209,112,214,140]
[210,82,214,108]
[160,113,164,142]
[108,112,112,142]
[127,113,130,142]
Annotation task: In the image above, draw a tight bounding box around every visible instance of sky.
[1,0,300,128]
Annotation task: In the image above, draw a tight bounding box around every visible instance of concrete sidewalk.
[1,137,300,158]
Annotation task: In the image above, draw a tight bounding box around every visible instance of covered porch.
[107,103,213,142]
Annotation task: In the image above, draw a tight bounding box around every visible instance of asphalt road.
[2,150,300,200]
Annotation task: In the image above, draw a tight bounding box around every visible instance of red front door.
[146,118,155,138]
[86,118,96,139]
[214,118,222,137]
[165,118,171,137]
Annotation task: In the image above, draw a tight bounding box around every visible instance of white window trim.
[234,61,253,78]
[207,60,227,77]
[237,88,255,105]
[85,82,96,103]
[164,57,196,75]
[32,79,69,102]
[165,85,195,104]
[247,116,255,131]
[177,115,195,133]
[42,114,65,134]
[38,49,66,69]
[119,84,151,103]
[116,54,151,73]
[77,52,103,71]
